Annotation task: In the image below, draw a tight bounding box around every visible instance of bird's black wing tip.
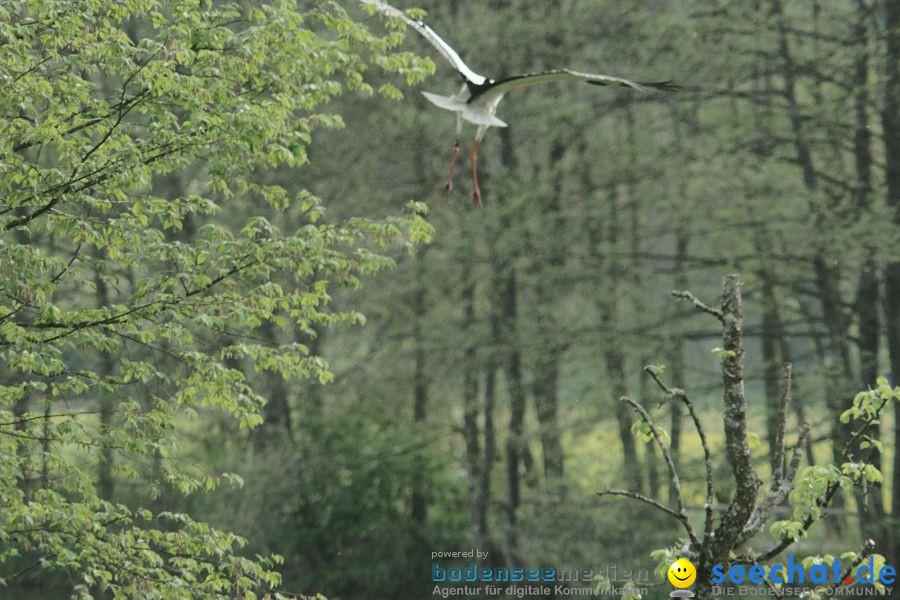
[641,80,681,93]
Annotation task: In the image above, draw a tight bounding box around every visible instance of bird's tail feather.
[637,80,680,92]
[421,91,508,127]
[422,91,467,112]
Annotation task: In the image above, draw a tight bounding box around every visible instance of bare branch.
[738,422,809,545]
[784,422,808,483]
[772,363,792,482]
[596,489,685,523]
[829,540,876,596]
[672,289,724,321]
[752,397,888,562]
[643,366,715,552]
[619,396,700,548]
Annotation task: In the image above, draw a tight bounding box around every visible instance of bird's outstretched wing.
[361,0,487,85]
[474,68,678,100]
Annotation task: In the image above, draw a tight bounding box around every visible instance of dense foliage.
[1,0,430,597]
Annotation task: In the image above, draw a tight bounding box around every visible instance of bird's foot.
[443,179,453,195]
[472,188,482,207]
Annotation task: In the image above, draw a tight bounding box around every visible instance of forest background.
[3,0,900,599]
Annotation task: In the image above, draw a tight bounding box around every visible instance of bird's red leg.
[443,138,460,194]
[470,139,482,207]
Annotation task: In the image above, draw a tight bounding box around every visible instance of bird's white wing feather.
[361,0,487,85]
[478,69,677,100]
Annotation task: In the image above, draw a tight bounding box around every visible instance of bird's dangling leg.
[470,138,482,207]
[443,140,460,194]
[444,113,464,195]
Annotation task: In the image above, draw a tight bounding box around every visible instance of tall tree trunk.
[252,320,293,451]
[461,260,480,529]
[599,187,642,492]
[708,276,761,583]
[849,0,889,555]
[625,108,658,497]
[412,256,430,523]
[298,326,324,429]
[532,360,563,480]
[501,264,525,562]
[13,392,29,496]
[880,0,900,567]
[530,141,567,482]
[755,245,784,476]
[95,267,115,500]
[496,127,527,563]
[770,0,856,531]
[477,365,497,549]
[695,276,762,600]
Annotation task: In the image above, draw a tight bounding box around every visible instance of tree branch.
[672,289,724,321]
[751,397,888,562]
[643,366,715,556]
[772,363,792,481]
[596,489,686,524]
[619,396,700,548]
[738,422,809,545]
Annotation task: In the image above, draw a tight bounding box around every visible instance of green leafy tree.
[0,0,432,597]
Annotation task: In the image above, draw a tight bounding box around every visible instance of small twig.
[596,489,686,523]
[672,289,724,321]
[761,566,785,598]
[832,540,876,594]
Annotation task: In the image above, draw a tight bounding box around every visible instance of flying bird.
[362,0,678,206]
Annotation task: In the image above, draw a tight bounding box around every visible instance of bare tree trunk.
[532,360,563,481]
[848,0,890,555]
[500,265,526,561]
[13,392,29,496]
[880,0,900,568]
[462,264,480,529]
[691,276,762,600]
[770,0,856,531]
[494,127,527,563]
[530,141,567,482]
[95,267,115,500]
[252,319,293,451]
[602,187,642,492]
[712,276,761,556]
[756,252,784,476]
[298,326,324,426]
[411,257,429,523]
[477,365,496,548]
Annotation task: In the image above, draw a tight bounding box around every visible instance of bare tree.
[598,275,888,599]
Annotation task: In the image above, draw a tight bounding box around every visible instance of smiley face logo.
[667,558,696,588]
